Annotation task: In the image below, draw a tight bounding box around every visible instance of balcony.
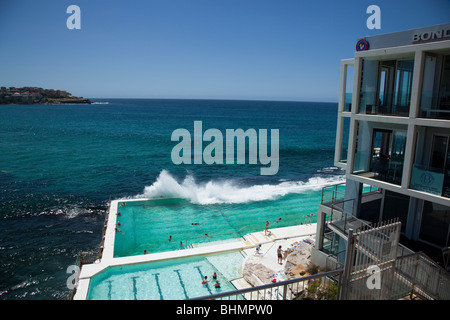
[358,59,414,117]
[319,184,413,264]
[352,127,407,186]
[356,153,404,185]
[419,54,450,120]
[320,183,383,240]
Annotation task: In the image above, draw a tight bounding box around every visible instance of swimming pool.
[87,250,245,300]
[113,193,321,257]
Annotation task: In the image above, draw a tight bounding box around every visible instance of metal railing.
[321,183,346,204]
[194,269,344,301]
[321,183,380,205]
[193,249,450,301]
[393,252,450,300]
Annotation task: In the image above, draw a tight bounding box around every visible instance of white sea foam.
[138,170,345,205]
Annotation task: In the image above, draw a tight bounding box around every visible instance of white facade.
[314,23,450,268]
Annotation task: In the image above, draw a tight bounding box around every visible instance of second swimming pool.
[87,250,246,300]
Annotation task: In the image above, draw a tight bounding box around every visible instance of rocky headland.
[0,86,91,105]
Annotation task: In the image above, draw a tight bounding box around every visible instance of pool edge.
[73,198,317,300]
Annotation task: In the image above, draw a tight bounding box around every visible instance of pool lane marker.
[173,269,189,299]
[107,280,112,300]
[152,273,164,300]
[131,276,138,300]
[194,266,212,295]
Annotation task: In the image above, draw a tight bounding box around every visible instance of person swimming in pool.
[214,280,221,288]
[192,222,203,225]
[202,276,209,285]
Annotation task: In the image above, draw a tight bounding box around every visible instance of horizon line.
[87,97,339,104]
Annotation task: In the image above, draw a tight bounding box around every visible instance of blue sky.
[0,0,449,101]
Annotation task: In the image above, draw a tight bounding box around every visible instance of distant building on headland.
[0,86,91,104]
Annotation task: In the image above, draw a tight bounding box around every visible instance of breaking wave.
[137,170,345,205]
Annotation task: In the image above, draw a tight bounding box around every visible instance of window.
[339,117,350,163]
[353,124,406,185]
[381,191,410,233]
[411,134,450,197]
[431,136,448,170]
[377,60,396,114]
[369,129,406,185]
[420,54,450,120]
[345,65,354,112]
[419,201,450,247]
[359,59,414,116]
[394,61,414,113]
[321,214,347,264]
[378,69,387,107]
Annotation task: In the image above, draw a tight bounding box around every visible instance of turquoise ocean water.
[0,99,342,299]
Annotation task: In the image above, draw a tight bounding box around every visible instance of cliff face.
[0,87,91,104]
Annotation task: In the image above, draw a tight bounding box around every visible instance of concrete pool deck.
[73,199,317,300]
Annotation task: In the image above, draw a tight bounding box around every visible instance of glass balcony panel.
[419,55,450,120]
[359,59,413,116]
[353,129,406,185]
[344,64,354,112]
[340,117,350,163]
[344,92,352,112]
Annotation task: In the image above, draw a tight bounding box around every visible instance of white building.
[312,23,450,270]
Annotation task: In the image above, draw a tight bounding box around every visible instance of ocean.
[0,99,342,299]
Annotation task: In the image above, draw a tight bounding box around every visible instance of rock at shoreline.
[284,246,312,279]
[243,259,275,286]
[46,98,92,104]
